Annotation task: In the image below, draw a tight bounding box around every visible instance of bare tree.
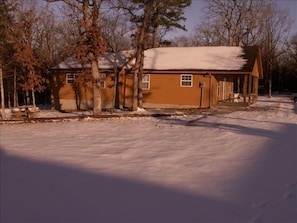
[260,2,292,97]
[101,2,132,110]
[47,0,106,114]
[191,0,292,97]
[285,34,297,76]
[193,0,267,46]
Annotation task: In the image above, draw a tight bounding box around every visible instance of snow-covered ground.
[0,96,296,223]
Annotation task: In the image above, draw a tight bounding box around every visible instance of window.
[217,82,221,96]
[100,73,106,88]
[142,74,150,90]
[66,73,75,84]
[180,74,192,87]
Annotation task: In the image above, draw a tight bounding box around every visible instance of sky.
[166,0,297,39]
[1,96,296,222]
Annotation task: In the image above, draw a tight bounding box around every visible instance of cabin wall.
[252,58,261,78]
[51,71,249,111]
[214,76,234,102]
[142,73,215,108]
[51,72,116,111]
[119,73,134,108]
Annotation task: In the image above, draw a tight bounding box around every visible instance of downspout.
[123,72,126,108]
[223,77,226,100]
[208,73,212,108]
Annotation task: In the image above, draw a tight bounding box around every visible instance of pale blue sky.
[166,0,297,39]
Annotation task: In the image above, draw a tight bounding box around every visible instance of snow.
[52,47,248,71]
[141,47,247,71]
[52,50,133,70]
[0,96,296,223]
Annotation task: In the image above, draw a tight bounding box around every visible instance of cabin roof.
[51,46,260,73]
[139,46,247,71]
[51,50,133,70]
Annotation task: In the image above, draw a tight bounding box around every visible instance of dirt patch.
[207,102,249,114]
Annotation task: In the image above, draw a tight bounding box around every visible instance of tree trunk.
[138,50,145,108]
[84,84,88,109]
[152,26,158,48]
[0,64,6,120]
[31,87,37,111]
[112,54,119,112]
[268,72,272,98]
[83,0,102,114]
[91,59,101,114]
[14,68,18,107]
[132,2,153,111]
[25,90,30,105]
[132,53,140,111]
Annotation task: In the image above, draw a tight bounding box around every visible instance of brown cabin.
[50,46,263,111]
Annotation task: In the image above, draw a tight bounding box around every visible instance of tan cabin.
[50,46,263,111]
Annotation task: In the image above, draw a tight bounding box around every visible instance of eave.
[141,69,253,75]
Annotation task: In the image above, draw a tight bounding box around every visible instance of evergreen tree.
[120,0,192,110]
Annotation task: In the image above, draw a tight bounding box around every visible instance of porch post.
[248,75,252,103]
[122,72,127,108]
[253,77,259,101]
[208,73,212,108]
[243,75,248,103]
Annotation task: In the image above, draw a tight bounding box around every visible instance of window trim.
[142,74,150,90]
[66,73,75,85]
[100,73,106,89]
[180,74,193,87]
[217,82,221,97]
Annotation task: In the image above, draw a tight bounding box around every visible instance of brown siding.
[142,73,213,108]
[51,72,117,110]
[51,69,259,110]
[119,73,133,108]
[215,76,234,102]
[51,71,226,110]
[252,58,262,78]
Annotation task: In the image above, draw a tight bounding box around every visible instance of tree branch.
[45,0,83,12]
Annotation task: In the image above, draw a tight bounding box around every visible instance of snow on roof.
[51,57,91,70]
[141,47,247,71]
[52,47,252,71]
[51,50,134,70]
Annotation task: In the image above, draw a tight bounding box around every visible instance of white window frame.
[217,82,221,97]
[180,74,193,87]
[66,73,75,85]
[100,73,106,88]
[142,74,150,90]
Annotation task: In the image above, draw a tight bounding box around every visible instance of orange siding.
[120,73,134,108]
[252,59,261,78]
[51,72,116,110]
[142,73,213,108]
[51,71,237,110]
[215,76,234,102]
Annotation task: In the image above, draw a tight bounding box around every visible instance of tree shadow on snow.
[156,114,297,139]
[227,123,297,223]
[0,147,249,223]
[1,120,296,223]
